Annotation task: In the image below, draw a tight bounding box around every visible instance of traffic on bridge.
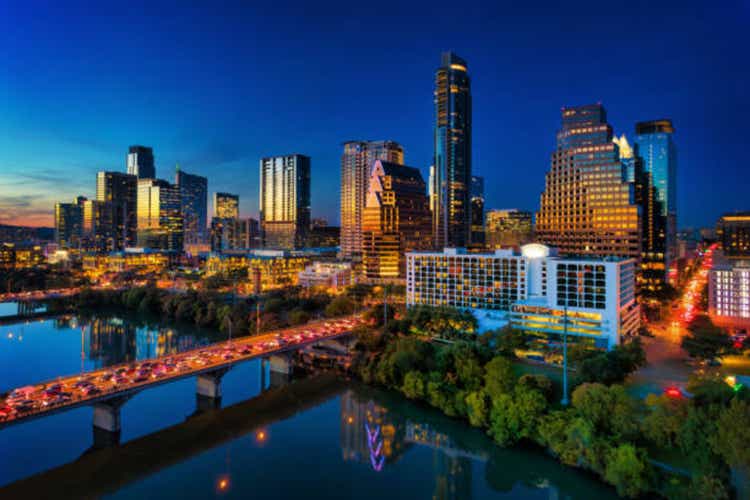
[0,316,363,427]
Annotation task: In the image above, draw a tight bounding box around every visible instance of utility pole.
[561,302,569,406]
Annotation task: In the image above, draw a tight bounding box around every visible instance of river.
[0,309,617,499]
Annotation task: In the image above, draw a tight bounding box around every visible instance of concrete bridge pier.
[268,353,293,389]
[196,367,231,400]
[92,395,131,447]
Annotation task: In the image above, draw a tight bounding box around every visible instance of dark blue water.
[0,314,617,499]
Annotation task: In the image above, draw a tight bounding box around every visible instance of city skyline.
[1,2,747,230]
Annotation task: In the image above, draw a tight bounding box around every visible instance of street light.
[561,303,569,406]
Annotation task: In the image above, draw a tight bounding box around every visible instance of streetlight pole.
[561,302,569,406]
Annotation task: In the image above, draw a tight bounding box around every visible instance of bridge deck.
[0,316,363,429]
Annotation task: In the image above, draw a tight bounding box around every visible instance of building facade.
[54,201,82,248]
[709,256,750,328]
[634,120,677,267]
[432,52,472,249]
[470,175,484,247]
[536,104,641,260]
[361,160,431,280]
[406,244,639,349]
[717,213,750,259]
[340,140,404,260]
[213,192,239,219]
[485,209,533,249]
[81,198,112,252]
[259,154,311,250]
[127,145,156,179]
[298,262,353,291]
[204,250,310,292]
[136,179,184,251]
[96,171,138,250]
[175,166,208,247]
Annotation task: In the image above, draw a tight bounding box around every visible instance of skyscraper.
[634,120,677,266]
[432,52,472,248]
[259,154,311,250]
[340,140,404,260]
[175,166,208,246]
[536,104,641,259]
[127,145,156,179]
[96,171,138,250]
[81,198,112,252]
[213,192,239,219]
[485,209,533,249]
[136,178,183,251]
[362,160,431,279]
[717,213,750,258]
[54,201,82,248]
[470,175,484,246]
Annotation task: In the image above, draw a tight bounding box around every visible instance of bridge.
[0,316,363,444]
[0,287,83,304]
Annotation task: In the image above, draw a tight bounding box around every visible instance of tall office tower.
[136,179,184,251]
[717,213,750,258]
[126,145,156,179]
[362,160,431,279]
[214,192,239,219]
[96,171,138,250]
[485,209,533,249]
[432,51,472,249]
[340,140,404,259]
[634,120,677,267]
[54,201,83,248]
[470,175,484,246]
[259,154,311,250]
[235,217,260,249]
[81,199,112,252]
[536,104,641,259]
[175,166,208,247]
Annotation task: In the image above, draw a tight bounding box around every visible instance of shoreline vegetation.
[45,285,750,498]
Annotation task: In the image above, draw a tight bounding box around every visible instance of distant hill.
[0,224,54,244]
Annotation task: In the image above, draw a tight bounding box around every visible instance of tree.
[325,296,356,317]
[465,390,490,427]
[488,385,547,446]
[484,356,516,401]
[711,398,750,469]
[604,444,651,498]
[571,383,639,441]
[402,371,426,400]
[682,316,732,361]
[688,475,729,500]
[518,374,553,401]
[642,393,688,448]
[289,309,311,326]
[577,339,646,386]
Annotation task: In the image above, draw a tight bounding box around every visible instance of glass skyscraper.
[175,165,208,246]
[259,154,311,250]
[432,52,472,249]
[96,171,138,250]
[54,201,82,248]
[470,175,484,246]
[127,145,156,179]
[340,140,404,259]
[634,120,676,266]
[136,178,184,251]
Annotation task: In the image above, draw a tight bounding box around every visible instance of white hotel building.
[709,257,750,328]
[406,244,639,349]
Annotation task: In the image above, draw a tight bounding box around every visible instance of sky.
[0,1,748,229]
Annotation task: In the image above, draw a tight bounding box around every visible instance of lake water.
[0,313,617,499]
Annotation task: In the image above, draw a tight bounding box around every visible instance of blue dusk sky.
[0,1,748,228]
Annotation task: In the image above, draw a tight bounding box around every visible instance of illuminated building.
[634,120,677,267]
[126,145,155,179]
[432,52,472,249]
[717,213,750,258]
[308,225,340,248]
[82,248,172,277]
[485,209,533,249]
[210,217,259,252]
[709,255,750,328]
[136,178,184,251]
[470,175,484,246]
[259,154,310,250]
[406,244,638,349]
[204,250,310,291]
[175,166,208,246]
[362,160,431,280]
[96,171,138,250]
[214,192,239,219]
[54,201,83,248]
[0,243,44,269]
[536,104,641,260]
[298,262,352,290]
[81,199,112,252]
[340,140,404,260]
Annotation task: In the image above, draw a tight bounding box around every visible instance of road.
[0,315,364,426]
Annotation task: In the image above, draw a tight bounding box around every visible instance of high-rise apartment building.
[485,209,533,249]
[432,52,472,248]
[81,198,112,252]
[175,166,208,246]
[340,140,404,260]
[717,213,750,259]
[470,175,484,246]
[127,145,156,179]
[214,192,239,219]
[136,179,183,251]
[54,201,83,248]
[634,120,677,266]
[361,160,431,279]
[536,104,641,259]
[96,171,138,250]
[259,154,311,250]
